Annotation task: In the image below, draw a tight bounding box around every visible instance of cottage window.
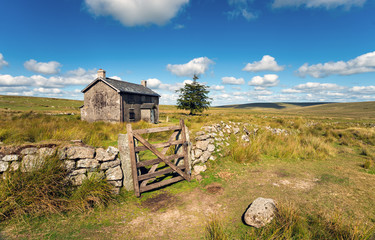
[128,95,135,104]
[129,109,135,121]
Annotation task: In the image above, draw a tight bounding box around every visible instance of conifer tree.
[176,75,211,115]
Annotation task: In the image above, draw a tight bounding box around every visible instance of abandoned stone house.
[81,69,160,123]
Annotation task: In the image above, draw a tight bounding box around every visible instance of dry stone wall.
[0,145,123,194]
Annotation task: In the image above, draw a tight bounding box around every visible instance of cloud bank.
[222,76,245,85]
[272,0,367,9]
[24,59,62,75]
[0,53,9,69]
[249,74,279,87]
[85,0,189,26]
[243,55,284,72]
[227,0,257,21]
[167,57,214,77]
[297,51,375,78]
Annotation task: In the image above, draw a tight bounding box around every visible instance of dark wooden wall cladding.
[127,119,190,197]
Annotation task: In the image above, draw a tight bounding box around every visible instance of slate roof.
[82,77,160,97]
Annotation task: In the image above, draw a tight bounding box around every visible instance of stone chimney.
[97,69,106,79]
[141,80,147,87]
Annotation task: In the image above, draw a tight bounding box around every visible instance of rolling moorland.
[0,95,375,239]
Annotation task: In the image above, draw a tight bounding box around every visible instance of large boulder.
[100,159,121,170]
[0,161,9,172]
[38,148,54,157]
[66,146,95,159]
[244,197,277,228]
[106,166,123,181]
[2,155,18,162]
[20,148,38,155]
[199,151,211,163]
[21,155,42,172]
[76,158,99,169]
[193,165,207,175]
[96,147,119,161]
[196,140,209,151]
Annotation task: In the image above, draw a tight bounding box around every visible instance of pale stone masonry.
[81,69,160,123]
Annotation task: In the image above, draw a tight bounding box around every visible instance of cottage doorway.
[150,108,155,123]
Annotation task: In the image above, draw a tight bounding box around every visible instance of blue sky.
[1,0,375,105]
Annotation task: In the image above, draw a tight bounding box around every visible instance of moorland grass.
[0,153,114,221]
[205,203,375,240]
[1,99,375,239]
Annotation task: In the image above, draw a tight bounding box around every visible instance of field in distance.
[1,95,375,119]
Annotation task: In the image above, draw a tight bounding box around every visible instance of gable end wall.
[81,81,121,122]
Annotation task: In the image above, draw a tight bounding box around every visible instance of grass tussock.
[0,153,114,221]
[253,204,375,240]
[71,172,114,210]
[205,203,375,240]
[205,215,228,240]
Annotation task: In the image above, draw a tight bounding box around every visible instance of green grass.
[1,96,375,239]
[0,153,114,222]
[0,95,82,112]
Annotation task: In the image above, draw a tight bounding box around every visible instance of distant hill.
[216,102,333,110]
[0,95,83,112]
[216,101,375,119]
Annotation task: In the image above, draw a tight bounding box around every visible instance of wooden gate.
[127,119,190,197]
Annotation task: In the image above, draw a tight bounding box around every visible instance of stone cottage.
[81,69,160,123]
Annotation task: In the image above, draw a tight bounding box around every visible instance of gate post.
[118,133,134,191]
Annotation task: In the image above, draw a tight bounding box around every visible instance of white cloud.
[109,76,122,80]
[33,88,62,94]
[145,78,193,92]
[0,53,8,69]
[227,0,257,21]
[349,86,375,94]
[282,88,302,93]
[248,74,279,87]
[167,57,214,77]
[174,24,185,29]
[243,55,284,72]
[251,89,273,95]
[210,85,225,91]
[221,76,245,85]
[293,82,343,92]
[24,59,62,75]
[146,78,162,89]
[0,68,96,88]
[297,51,375,78]
[272,0,367,9]
[85,0,189,27]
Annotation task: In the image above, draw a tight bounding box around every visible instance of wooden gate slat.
[128,120,191,197]
[133,132,190,181]
[133,125,181,134]
[180,119,190,181]
[140,130,181,188]
[134,139,183,152]
[140,176,184,193]
[138,166,186,181]
[126,124,141,197]
[136,153,185,168]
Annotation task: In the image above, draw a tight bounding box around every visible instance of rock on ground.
[244,197,277,228]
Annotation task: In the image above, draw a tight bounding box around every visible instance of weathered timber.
[138,166,186,181]
[136,153,185,168]
[140,176,184,193]
[134,139,183,152]
[140,130,181,188]
[133,132,190,181]
[127,124,141,197]
[132,125,181,135]
[180,119,190,181]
